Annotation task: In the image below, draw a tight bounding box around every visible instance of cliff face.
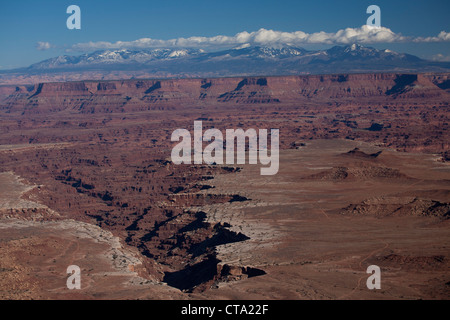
[1,73,448,157]
[1,73,448,114]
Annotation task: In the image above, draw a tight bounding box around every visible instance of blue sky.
[0,0,449,69]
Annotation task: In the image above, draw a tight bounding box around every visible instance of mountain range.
[1,44,449,84]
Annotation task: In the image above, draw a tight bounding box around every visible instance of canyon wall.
[1,73,449,115]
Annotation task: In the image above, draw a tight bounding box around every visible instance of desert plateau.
[0,73,449,299]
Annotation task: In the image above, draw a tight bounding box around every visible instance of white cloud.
[414,31,450,43]
[431,53,450,62]
[36,41,53,51]
[60,26,450,52]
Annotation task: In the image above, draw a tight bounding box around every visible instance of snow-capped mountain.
[324,44,421,62]
[16,44,450,76]
[29,48,204,69]
[219,45,308,58]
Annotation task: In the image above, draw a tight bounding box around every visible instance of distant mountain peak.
[227,45,308,59]
[17,44,448,78]
[347,43,365,51]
